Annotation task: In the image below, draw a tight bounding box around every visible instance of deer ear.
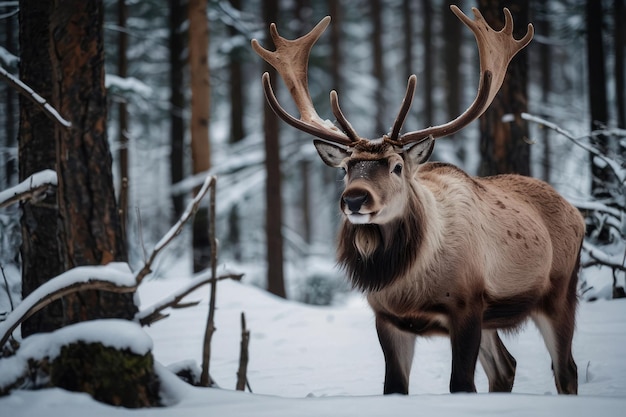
[404,136,434,165]
[314,140,351,167]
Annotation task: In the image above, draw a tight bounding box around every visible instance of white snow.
[0,320,152,390]
[0,169,57,207]
[0,263,135,345]
[1,274,625,416]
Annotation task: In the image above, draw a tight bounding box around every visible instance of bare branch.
[136,272,243,326]
[134,175,216,284]
[0,65,71,130]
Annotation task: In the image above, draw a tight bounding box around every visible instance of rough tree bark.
[18,0,64,337]
[478,0,530,176]
[49,0,136,321]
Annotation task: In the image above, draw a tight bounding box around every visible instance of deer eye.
[392,163,403,176]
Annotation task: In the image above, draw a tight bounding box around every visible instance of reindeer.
[252,6,584,395]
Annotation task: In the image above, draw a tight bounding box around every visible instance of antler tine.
[252,16,356,146]
[387,74,417,144]
[330,90,360,142]
[398,5,534,145]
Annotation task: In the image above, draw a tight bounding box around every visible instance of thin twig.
[200,179,218,386]
[0,265,15,312]
[134,175,216,284]
[0,64,71,130]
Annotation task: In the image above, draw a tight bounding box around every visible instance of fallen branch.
[0,264,136,349]
[0,65,71,130]
[0,169,57,209]
[136,272,243,326]
[134,175,217,284]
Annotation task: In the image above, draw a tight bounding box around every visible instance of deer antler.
[394,5,534,145]
[251,16,357,147]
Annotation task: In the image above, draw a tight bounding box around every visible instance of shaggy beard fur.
[337,198,424,292]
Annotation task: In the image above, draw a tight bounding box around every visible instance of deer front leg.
[449,312,482,393]
[375,313,416,395]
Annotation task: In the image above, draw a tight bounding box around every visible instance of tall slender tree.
[478,0,531,176]
[614,0,625,129]
[169,0,187,222]
[117,0,129,238]
[262,0,286,298]
[188,0,212,272]
[420,0,434,128]
[370,0,385,135]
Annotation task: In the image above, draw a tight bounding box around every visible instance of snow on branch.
[0,263,137,348]
[0,169,57,209]
[522,112,625,184]
[0,65,71,130]
[583,241,626,272]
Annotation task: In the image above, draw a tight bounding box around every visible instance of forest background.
[0,0,624,405]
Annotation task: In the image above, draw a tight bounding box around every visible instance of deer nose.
[343,192,368,213]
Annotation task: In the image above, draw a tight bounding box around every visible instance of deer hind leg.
[478,329,517,392]
[532,310,578,394]
[375,314,417,395]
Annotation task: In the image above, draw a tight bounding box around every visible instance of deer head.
[252,6,534,225]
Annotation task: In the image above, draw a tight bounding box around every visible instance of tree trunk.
[49,0,136,322]
[585,0,610,197]
[2,10,17,188]
[168,0,187,222]
[614,0,625,129]
[117,0,129,239]
[443,0,462,135]
[188,0,212,272]
[420,0,434,127]
[537,0,552,182]
[370,0,385,135]
[262,0,286,298]
[18,0,64,337]
[478,0,530,177]
[227,0,244,260]
[402,0,415,131]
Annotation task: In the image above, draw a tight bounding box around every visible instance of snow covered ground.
[1,272,626,416]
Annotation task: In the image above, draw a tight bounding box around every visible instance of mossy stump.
[50,341,160,408]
